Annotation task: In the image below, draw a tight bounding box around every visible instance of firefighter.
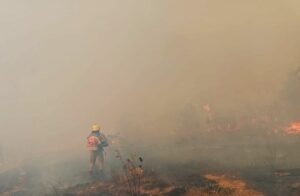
[87,124,109,176]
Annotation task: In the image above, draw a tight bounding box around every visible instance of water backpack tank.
[87,135,100,151]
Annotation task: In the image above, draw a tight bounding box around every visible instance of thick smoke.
[0,1,300,189]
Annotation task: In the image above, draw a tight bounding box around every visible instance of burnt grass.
[134,160,300,196]
[59,160,300,196]
[1,158,300,195]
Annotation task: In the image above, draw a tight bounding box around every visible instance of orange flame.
[285,122,300,135]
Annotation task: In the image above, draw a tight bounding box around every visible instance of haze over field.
[0,0,299,164]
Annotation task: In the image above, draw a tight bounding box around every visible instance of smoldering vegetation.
[0,0,300,195]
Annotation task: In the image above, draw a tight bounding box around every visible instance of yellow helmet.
[92,124,101,131]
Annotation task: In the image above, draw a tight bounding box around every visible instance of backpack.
[87,135,100,151]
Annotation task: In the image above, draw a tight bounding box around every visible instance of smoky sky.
[0,1,299,159]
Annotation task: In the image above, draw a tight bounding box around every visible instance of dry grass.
[115,149,144,196]
[204,174,264,196]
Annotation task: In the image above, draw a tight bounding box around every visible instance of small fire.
[285,122,300,135]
